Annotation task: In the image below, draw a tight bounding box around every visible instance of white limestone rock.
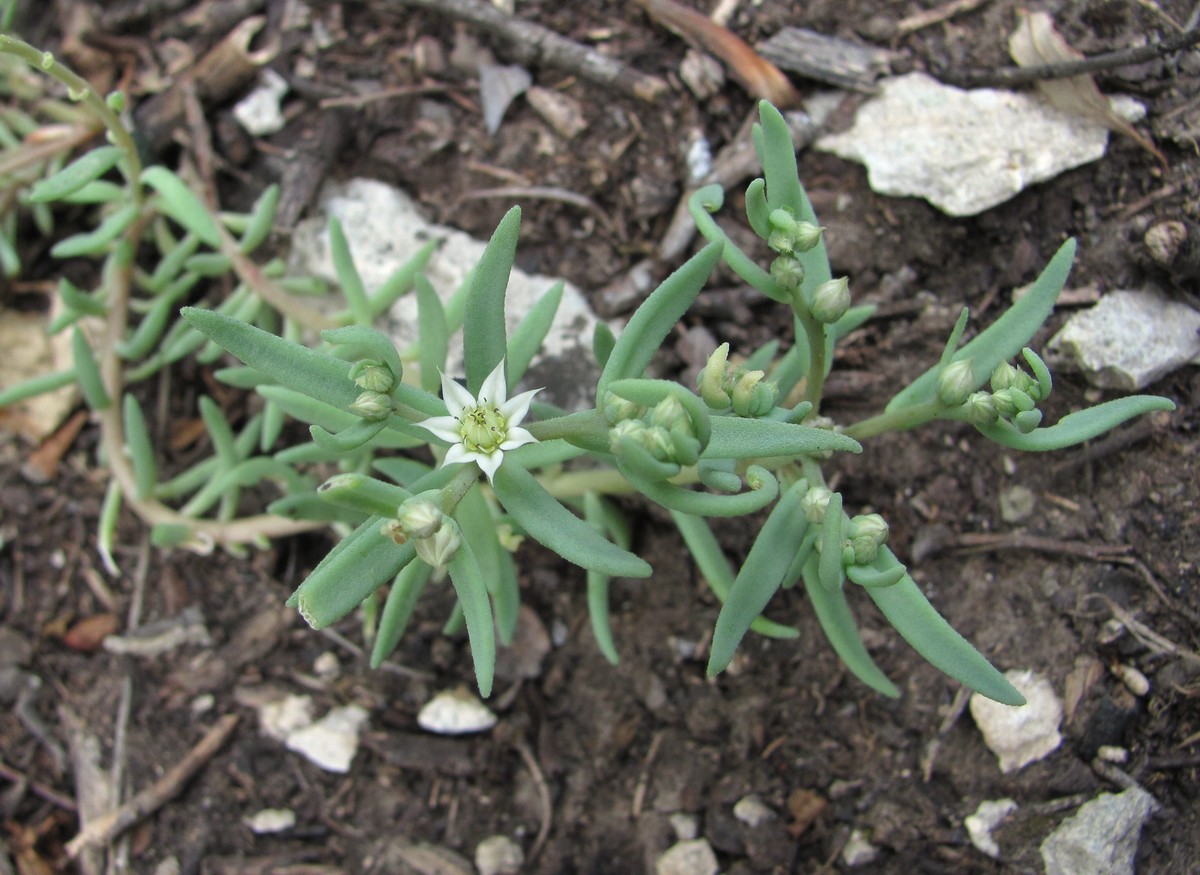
[817,73,1140,216]
[655,838,718,875]
[970,669,1062,773]
[1047,288,1200,390]
[417,688,497,735]
[284,704,369,773]
[965,798,1018,858]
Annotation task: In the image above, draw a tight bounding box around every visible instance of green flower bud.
[349,359,396,393]
[809,277,851,323]
[609,419,646,446]
[651,396,688,431]
[414,519,462,570]
[768,208,798,235]
[802,486,833,524]
[965,391,999,427]
[768,207,800,253]
[770,255,805,292]
[349,390,392,420]
[731,370,777,417]
[603,391,644,425]
[792,221,825,252]
[698,343,732,409]
[643,425,675,461]
[990,362,1022,392]
[992,386,1035,417]
[1014,408,1043,434]
[106,91,127,113]
[396,495,444,540]
[937,359,976,407]
[848,513,888,564]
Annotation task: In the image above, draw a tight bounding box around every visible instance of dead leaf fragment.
[63,613,120,652]
[785,788,828,837]
[1007,10,1165,166]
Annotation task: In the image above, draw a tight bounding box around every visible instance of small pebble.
[243,808,296,834]
[655,838,718,875]
[417,688,497,735]
[964,798,1017,858]
[1097,745,1129,763]
[668,812,698,841]
[314,651,340,681]
[474,834,524,875]
[733,794,776,827]
[842,828,879,866]
[285,704,369,773]
[1115,664,1150,697]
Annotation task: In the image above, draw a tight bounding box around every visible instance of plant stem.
[843,399,944,441]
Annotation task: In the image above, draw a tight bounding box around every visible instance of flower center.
[458,403,507,453]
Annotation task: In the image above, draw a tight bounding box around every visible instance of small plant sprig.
[0,34,1174,704]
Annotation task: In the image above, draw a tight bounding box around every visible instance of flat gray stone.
[817,73,1132,216]
[1040,788,1157,875]
[1047,288,1200,390]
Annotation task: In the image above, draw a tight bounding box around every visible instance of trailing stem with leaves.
[0,34,1175,705]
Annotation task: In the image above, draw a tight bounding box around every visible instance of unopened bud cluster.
[606,392,702,466]
[383,493,461,571]
[347,359,398,420]
[845,513,888,565]
[950,350,1053,435]
[697,343,778,417]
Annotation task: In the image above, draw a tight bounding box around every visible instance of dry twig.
[941,25,1200,88]
[66,714,240,859]
[381,0,668,102]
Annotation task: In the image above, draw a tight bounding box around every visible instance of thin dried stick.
[512,738,552,863]
[382,0,668,102]
[65,714,240,859]
[895,0,991,38]
[943,25,1200,87]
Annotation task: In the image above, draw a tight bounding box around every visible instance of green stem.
[798,310,827,411]
[843,399,945,441]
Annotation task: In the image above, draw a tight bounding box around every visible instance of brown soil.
[2,1,1198,873]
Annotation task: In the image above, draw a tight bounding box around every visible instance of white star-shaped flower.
[419,359,541,483]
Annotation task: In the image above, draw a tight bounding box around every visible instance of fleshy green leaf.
[507,281,563,385]
[817,494,846,592]
[288,516,416,629]
[238,184,279,254]
[328,216,371,325]
[708,482,808,675]
[181,307,358,409]
[863,549,1024,705]
[29,146,124,203]
[51,203,138,258]
[369,239,438,315]
[371,560,433,667]
[447,536,497,697]
[456,483,519,645]
[887,239,1076,413]
[142,166,221,246]
[465,206,520,392]
[492,462,651,578]
[671,511,799,639]
[801,556,899,697]
[317,473,411,517]
[597,241,722,396]
[619,462,779,517]
[122,394,157,499]
[415,275,449,393]
[972,396,1175,450]
[71,325,110,410]
[702,416,860,459]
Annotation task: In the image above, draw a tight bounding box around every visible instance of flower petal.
[418,415,463,444]
[479,358,508,405]
[439,371,474,417]
[443,443,473,467]
[476,449,504,483]
[499,426,537,451]
[500,386,542,426]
